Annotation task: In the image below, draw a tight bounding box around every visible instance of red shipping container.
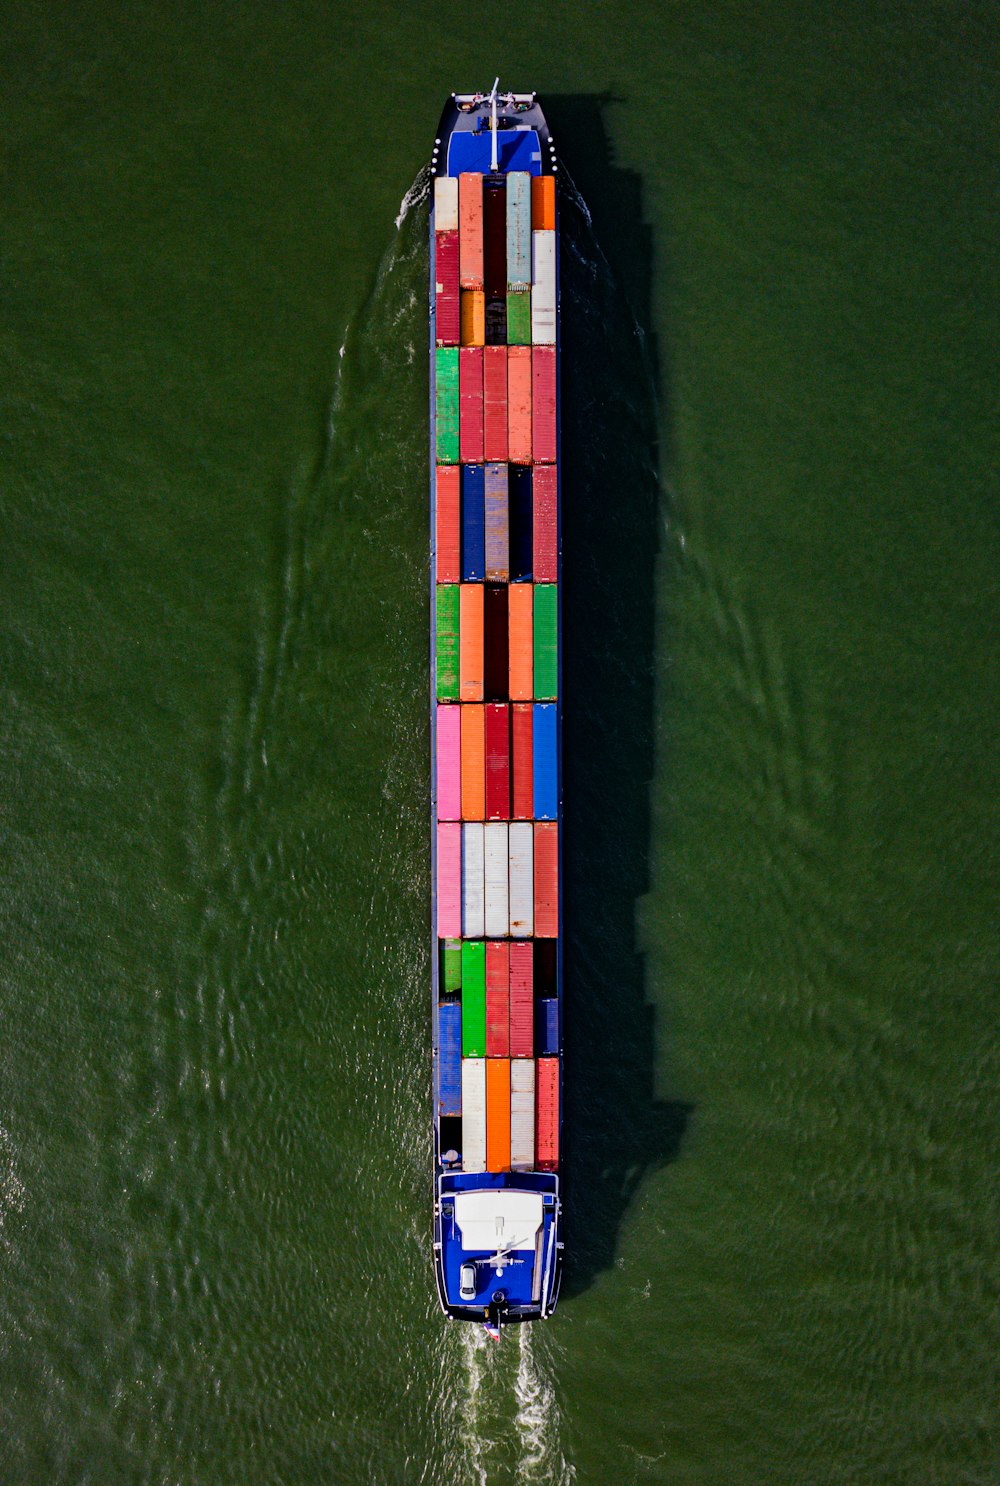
[508,941,534,1057]
[485,703,510,820]
[532,465,558,583]
[536,1057,560,1168]
[436,466,460,583]
[485,941,510,1057]
[507,346,532,465]
[435,229,460,346]
[459,347,484,464]
[511,703,533,818]
[534,821,559,937]
[459,173,484,288]
[483,346,508,461]
[532,347,557,464]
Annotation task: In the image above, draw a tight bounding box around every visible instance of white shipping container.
[434,175,459,233]
[462,823,485,938]
[484,823,509,938]
[508,822,534,937]
[531,230,556,345]
[510,1058,536,1169]
[462,1058,487,1172]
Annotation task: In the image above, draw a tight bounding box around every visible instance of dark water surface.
[2,4,997,1482]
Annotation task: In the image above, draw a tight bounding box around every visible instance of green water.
[2,4,997,1482]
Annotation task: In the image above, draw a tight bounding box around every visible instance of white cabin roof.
[453,1191,544,1254]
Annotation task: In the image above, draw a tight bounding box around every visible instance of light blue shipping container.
[532,702,558,820]
[484,462,509,581]
[506,171,532,288]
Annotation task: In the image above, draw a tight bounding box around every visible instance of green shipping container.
[442,939,462,992]
[435,347,459,463]
[436,585,459,700]
[461,941,487,1056]
[506,291,531,346]
[533,584,558,699]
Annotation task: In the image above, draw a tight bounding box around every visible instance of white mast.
[489,76,500,172]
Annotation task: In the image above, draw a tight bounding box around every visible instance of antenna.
[489,76,500,171]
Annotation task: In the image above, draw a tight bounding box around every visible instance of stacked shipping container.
[434,169,559,1178]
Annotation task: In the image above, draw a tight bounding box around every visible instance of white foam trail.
[395,167,430,229]
[457,1324,489,1486]
[0,1124,26,1245]
[515,1327,577,1483]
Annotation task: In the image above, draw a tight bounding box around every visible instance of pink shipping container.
[483,346,508,461]
[532,466,558,583]
[436,822,462,938]
[531,347,557,464]
[435,229,460,346]
[459,347,484,464]
[436,704,461,821]
[508,940,534,1057]
[534,821,559,937]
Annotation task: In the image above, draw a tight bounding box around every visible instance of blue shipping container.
[506,171,532,287]
[461,464,486,582]
[509,466,533,582]
[535,997,559,1057]
[532,703,558,820]
[438,1001,462,1117]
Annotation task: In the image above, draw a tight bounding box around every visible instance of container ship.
[429,85,562,1329]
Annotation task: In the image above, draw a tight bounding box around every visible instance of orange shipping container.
[508,583,534,700]
[531,174,555,231]
[507,346,532,465]
[485,1057,512,1172]
[436,465,460,583]
[460,704,486,820]
[460,583,484,701]
[459,172,484,288]
[534,821,559,936]
[460,289,485,346]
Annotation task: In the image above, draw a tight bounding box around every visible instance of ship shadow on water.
[552,95,692,1300]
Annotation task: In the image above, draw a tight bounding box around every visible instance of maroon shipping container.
[511,702,533,819]
[485,941,510,1057]
[532,347,557,464]
[485,703,510,820]
[483,583,509,702]
[536,1057,559,1168]
[459,347,484,464]
[483,180,507,299]
[532,465,558,583]
[483,346,508,462]
[508,940,533,1057]
[435,229,460,346]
